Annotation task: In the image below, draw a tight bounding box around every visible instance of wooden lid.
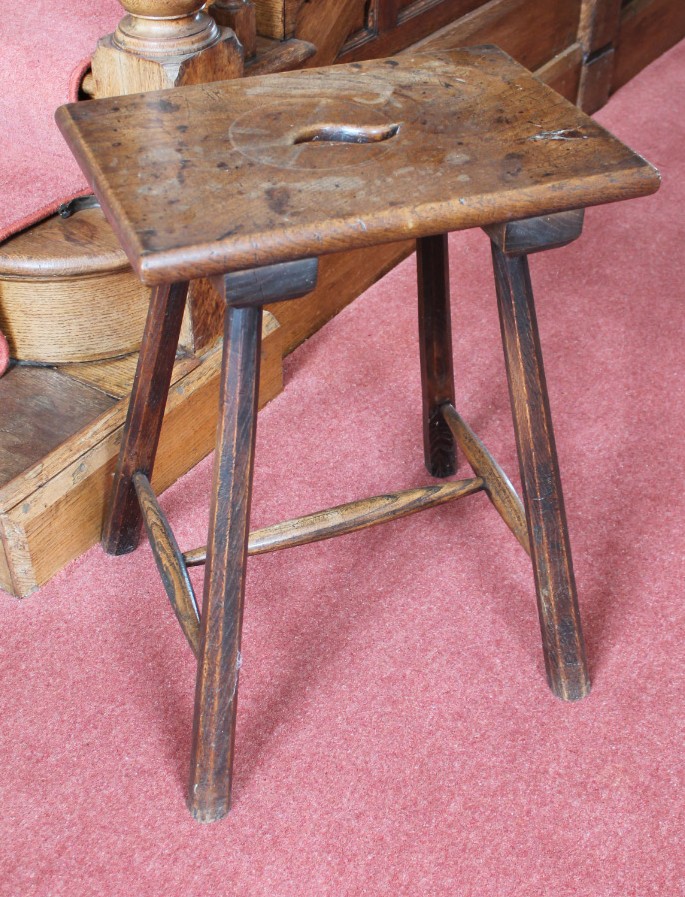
[0,202,129,278]
[56,46,660,284]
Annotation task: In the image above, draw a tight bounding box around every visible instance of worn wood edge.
[0,516,26,595]
[132,161,660,285]
[184,478,484,565]
[441,403,530,554]
[133,472,201,656]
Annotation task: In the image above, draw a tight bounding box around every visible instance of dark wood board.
[0,367,114,489]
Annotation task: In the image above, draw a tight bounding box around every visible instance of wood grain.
[372,0,580,69]
[612,0,685,93]
[188,305,263,822]
[417,234,456,477]
[102,282,190,556]
[212,257,318,307]
[246,36,317,76]
[296,0,367,67]
[254,0,303,39]
[578,45,615,113]
[134,471,201,656]
[62,352,199,399]
[491,243,590,701]
[184,479,484,565]
[210,1,257,57]
[534,43,583,102]
[485,209,584,256]
[0,368,114,489]
[441,403,529,552]
[56,47,660,286]
[578,0,622,54]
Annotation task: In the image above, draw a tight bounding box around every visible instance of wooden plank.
[535,43,583,102]
[246,36,316,76]
[578,45,615,112]
[0,368,114,489]
[296,0,368,67]
[578,0,622,54]
[254,0,303,39]
[338,0,484,62]
[0,315,282,596]
[0,525,16,595]
[613,0,685,92]
[441,404,529,552]
[409,0,582,72]
[485,209,585,256]
[62,353,199,399]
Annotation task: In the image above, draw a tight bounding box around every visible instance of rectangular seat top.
[56,46,660,285]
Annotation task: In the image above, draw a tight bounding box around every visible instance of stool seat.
[56,46,659,284]
[56,46,660,823]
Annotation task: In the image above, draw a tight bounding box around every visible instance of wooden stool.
[57,46,660,822]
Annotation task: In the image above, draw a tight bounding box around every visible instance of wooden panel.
[254,0,303,39]
[0,314,282,597]
[411,0,582,72]
[578,0,622,53]
[0,367,114,489]
[535,43,583,101]
[613,0,685,91]
[578,45,615,112]
[297,0,368,67]
[338,0,484,61]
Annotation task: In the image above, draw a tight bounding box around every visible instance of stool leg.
[417,233,457,477]
[491,244,590,701]
[188,304,262,822]
[102,281,189,555]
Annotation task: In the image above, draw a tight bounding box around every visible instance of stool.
[57,46,660,822]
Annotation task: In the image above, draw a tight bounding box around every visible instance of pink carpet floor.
[1,40,683,897]
[0,1,122,244]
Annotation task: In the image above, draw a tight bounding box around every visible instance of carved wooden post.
[90,0,245,354]
[91,0,244,98]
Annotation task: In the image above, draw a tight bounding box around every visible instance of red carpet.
[1,41,683,896]
[0,1,122,244]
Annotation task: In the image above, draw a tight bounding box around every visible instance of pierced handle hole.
[292,122,400,146]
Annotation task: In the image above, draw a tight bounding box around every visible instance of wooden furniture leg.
[102,281,189,555]
[491,243,590,701]
[188,304,263,822]
[417,234,457,477]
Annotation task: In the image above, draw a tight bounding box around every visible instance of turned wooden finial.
[112,0,222,58]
